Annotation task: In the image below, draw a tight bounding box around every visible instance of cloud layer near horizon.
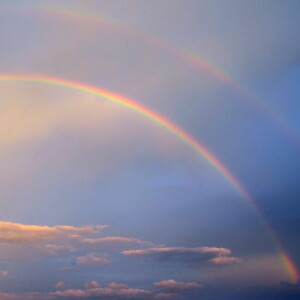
[0,278,203,300]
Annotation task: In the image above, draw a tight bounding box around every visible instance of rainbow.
[2,3,300,149]
[0,74,298,281]
[1,3,299,146]
[182,50,300,146]
[11,3,297,147]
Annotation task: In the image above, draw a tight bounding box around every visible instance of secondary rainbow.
[24,3,299,147]
[0,74,298,281]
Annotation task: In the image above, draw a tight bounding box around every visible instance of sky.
[0,0,300,299]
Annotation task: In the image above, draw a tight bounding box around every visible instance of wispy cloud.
[51,281,151,299]
[76,253,111,266]
[154,279,202,291]
[0,221,107,243]
[0,221,145,246]
[0,221,146,263]
[280,280,300,288]
[122,247,240,266]
[0,292,52,300]
[81,236,146,244]
[0,270,8,278]
[210,256,241,265]
[55,281,65,290]
[153,292,182,299]
[0,283,154,299]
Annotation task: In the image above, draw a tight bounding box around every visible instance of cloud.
[0,221,107,244]
[51,280,151,299]
[122,246,231,257]
[0,292,52,300]
[193,254,292,287]
[55,225,108,234]
[0,221,143,248]
[0,270,8,277]
[153,293,181,299]
[60,267,77,273]
[55,281,65,290]
[84,280,101,289]
[0,220,146,264]
[0,281,187,300]
[210,256,242,265]
[81,236,146,244]
[122,247,240,266]
[52,289,87,298]
[76,253,111,266]
[280,280,300,288]
[154,280,202,291]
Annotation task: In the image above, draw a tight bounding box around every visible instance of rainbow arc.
[0,74,298,281]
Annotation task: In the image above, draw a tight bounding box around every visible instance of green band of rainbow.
[0,74,298,281]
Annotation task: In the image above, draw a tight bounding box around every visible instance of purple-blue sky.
[0,1,300,299]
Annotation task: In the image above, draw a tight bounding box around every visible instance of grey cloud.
[280,280,300,288]
[122,247,241,266]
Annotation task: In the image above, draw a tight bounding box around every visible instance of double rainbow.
[0,74,298,281]
[6,2,298,147]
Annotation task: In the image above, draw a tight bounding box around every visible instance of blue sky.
[0,1,299,299]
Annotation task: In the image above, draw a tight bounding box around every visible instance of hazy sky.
[0,1,300,299]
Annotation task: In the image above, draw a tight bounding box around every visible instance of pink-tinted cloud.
[81,236,145,244]
[122,247,230,257]
[0,221,146,248]
[52,289,88,298]
[0,221,146,262]
[153,292,182,299]
[60,267,77,273]
[55,225,108,234]
[39,244,76,256]
[0,221,106,244]
[55,281,65,290]
[76,253,111,266]
[84,280,101,289]
[0,292,52,300]
[0,270,8,277]
[154,279,202,291]
[0,279,204,300]
[51,280,151,298]
[210,256,242,265]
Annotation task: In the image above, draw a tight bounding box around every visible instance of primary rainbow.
[0,74,298,281]
[0,74,247,201]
